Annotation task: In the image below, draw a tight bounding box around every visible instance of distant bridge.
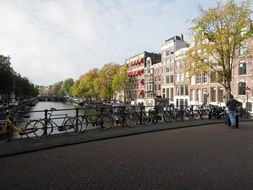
[37,96,67,102]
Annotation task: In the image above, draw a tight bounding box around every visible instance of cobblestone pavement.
[0,119,224,157]
[0,121,253,190]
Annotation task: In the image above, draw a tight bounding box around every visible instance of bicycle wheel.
[101,115,113,129]
[142,115,152,125]
[163,111,172,123]
[0,125,12,143]
[63,117,82,135]
[81,116,89,131]
[25,120,49,139]
[125,113,139,127]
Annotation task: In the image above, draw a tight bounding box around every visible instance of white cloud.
[0,0,238,85]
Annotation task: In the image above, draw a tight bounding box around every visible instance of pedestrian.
[226,94,241,128]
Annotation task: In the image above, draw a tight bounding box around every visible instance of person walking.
[226,94,241,128]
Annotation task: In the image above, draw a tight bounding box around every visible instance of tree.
[0,56,15,102]
[78,68,99,100]
[70,80,82,98]
[94,64,120,101]
[48,82,63,96]
[187,0,252,99]
[62,78,74,96]
[112,65,130,102]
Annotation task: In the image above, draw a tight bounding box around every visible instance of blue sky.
[0,0,242,86]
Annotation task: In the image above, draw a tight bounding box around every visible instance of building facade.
[160,35,188,104]
[126,51,161,104]
[125,33,253,112]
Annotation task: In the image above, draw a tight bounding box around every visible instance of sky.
[0,0,242,86]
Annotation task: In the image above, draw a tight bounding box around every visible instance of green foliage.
[0,55,38,102]
[94,64,120,100]
[62,78,74,96]
[69,63,129,101]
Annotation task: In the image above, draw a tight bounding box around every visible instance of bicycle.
[80,105,114,130]
[0,111,45,143]
[36,108,83,136]
[111,106,139,127]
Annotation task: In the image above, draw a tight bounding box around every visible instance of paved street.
[1,121,253,190]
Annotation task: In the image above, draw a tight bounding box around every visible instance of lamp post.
[246,86,250,111]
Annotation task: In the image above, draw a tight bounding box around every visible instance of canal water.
[14,101,78,139]
[29,101,76,120]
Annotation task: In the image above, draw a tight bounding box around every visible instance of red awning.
[138,89,144,96]
[139,78,144,84]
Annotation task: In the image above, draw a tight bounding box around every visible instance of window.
[239,44,247,55]
[176,62,180,69]
[176,73,180,82]
[181,73,184,81]
[162,88,166,98]
[180,85,184,95]
[166,88,169,99]
[170,75,174,83]
[170,88,174,101]
[238,61,246,75]
[166,76,170,83]
[238,82,246,95]
[185,85,188,95]
[196,75,201,83]
[210,72,216,83]
[176,86,179,95]
[202,73,207,83]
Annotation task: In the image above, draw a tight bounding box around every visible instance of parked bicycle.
[36,108,83,136]
[0,111,45,143]
[80,105,114,130]
[111,105,139,127]
[144,106,169,124]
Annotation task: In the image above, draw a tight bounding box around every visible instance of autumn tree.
[78,68,99,100]
[94,63,120,101]
[62,78,74,96]
[70,80,81,98]
[187,0,252,98]
[48,82,63,96]
[112,64,129,102]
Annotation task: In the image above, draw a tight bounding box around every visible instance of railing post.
[43,109,48,136]
[75,107,79,128]
[75,107,79,117]
[140,104,144,125]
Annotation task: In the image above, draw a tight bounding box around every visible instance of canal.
[14,101,78,139]
[29,101,76,120]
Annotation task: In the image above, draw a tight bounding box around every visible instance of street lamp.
[246,86,251,111]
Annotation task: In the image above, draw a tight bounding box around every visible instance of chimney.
[181,34,184,41]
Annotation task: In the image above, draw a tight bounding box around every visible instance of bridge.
[37,96,67,102]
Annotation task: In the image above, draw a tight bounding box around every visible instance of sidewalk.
[0,119,230,157]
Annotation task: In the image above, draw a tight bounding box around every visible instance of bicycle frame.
[83,108,102,126]
[4,116,26,134]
